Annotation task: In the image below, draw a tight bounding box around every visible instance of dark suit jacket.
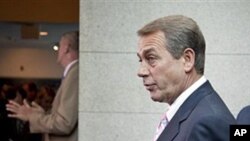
[158,81,236,141]
[237,105,250,124]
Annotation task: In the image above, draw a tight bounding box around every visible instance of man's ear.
[183,48,195,73]
[64,46,70,54]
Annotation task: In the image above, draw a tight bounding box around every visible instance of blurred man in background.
[6,31,79,141]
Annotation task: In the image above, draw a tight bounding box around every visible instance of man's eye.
[147,56,156,64]
[148,57,154,60]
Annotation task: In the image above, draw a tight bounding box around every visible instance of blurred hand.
[31,100,45,113]
[6,99,45,122]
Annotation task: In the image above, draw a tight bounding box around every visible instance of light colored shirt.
[63,60,78,78]
[166,76,207,122]
[153,114,168,141]
[154,76,207,141]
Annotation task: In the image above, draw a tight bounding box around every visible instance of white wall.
[0,47,63,78]
[79,1,250,140]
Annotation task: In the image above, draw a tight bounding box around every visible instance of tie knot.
[159,114,168,128]
[160,118,168,126]
[153,114,169,141]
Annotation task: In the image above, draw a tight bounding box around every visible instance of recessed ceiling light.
[40,31,48,36]
[53,45,59,51]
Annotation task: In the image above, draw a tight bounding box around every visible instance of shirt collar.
[166,76,207,121]
[63,60,78,77]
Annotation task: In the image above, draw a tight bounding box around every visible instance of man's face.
[137,31,186,104]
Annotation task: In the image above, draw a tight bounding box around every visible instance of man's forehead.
[137,33,166,54]
[137,46,158,58]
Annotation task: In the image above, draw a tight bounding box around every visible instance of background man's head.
[57,31,79,67]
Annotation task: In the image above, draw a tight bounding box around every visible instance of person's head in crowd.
[1,84,25,104]
[0,85,6,100]
[57,31,79,68]
[1,84,16,100]
[17,87,27,104]
[35,85,56,112]
[22,82,38,102]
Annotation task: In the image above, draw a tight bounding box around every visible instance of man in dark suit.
[6,31,79,141]
[237,105,250,124]
[136,15,236,141]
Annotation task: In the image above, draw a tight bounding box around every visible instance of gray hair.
[62,31,79,52]
[137,15,206,74]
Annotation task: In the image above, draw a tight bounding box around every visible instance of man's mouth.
[144,83,156,91]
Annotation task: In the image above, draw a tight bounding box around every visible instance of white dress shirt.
[153,76,207,141]
[63,60,78,78]
[166,76,207,122]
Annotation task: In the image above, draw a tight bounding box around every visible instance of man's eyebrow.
[143,48,156,55]
[137,47,156,58]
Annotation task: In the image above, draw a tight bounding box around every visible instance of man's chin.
[150,93,163,102]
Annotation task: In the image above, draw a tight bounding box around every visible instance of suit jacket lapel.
[158,81,214,141]
[52,62,78,112]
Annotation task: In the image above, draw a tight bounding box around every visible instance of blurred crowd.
[0,82,56,141]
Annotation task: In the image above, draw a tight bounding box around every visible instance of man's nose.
[137,63,149,77]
